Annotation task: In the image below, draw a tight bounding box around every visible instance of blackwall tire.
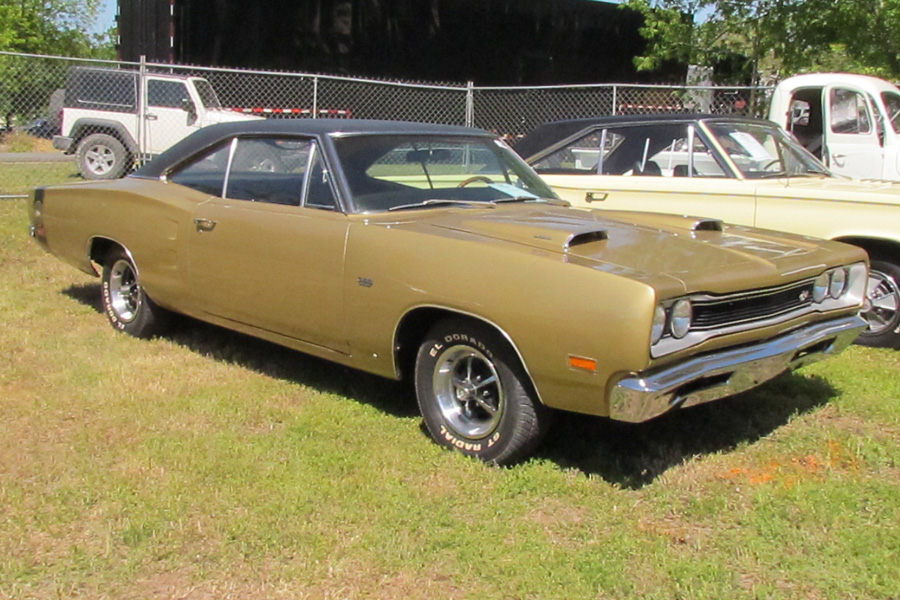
[858,258,900,349]
[77,133,130,180]
[101,248,163,339]
[414,319,551,465]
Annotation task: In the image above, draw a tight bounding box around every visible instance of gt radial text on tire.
[101,248,163,338]
[415,319,551,465]
[76,133,130,180]
[859,258,900,349]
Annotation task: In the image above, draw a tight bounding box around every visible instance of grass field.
[1,170,899,599]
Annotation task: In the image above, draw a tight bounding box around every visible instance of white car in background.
[516,114,900,348]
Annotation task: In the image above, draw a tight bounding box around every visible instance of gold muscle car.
[29,119,868,464]
[517,115,900,348]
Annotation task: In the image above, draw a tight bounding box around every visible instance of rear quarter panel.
[40,178,203,311]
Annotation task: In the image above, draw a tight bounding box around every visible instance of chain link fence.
[0,50,771,193]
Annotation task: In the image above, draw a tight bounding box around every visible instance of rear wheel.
[77,133,130,180]
[415,319,551,465]
[858,258,900,348]
[101,248,163,338]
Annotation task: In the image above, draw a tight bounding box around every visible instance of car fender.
[69,118,139,155]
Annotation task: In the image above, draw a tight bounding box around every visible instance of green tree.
[0,0,114,128]
[622,0,874,82]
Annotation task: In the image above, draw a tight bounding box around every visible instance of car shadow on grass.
[536,372,836,489]
[62,283,417,419]
[64,282,838,484]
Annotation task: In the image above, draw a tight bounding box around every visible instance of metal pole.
[312,76,318,119]
[138,55,146,164]
[466,81,474,128]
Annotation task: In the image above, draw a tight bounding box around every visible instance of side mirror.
[182,98,197,125]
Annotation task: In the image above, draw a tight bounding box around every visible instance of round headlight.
[829,268,847,298]
[670,299,692,339]
[812,272,829,303]
[651,304,666,344]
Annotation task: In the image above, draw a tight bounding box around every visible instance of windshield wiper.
[387,199,495,212]
[493,196,568,206]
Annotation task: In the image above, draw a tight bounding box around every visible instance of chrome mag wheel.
[432,345,504,439]
[108,258,141,322]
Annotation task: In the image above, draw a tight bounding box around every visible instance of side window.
[148,80,190,109]
[305,148,338,210]
[225,138,310,205]
[830,88,872,134]
[531,129,623,173]
[648,127,726,177]
[168,141,232,196]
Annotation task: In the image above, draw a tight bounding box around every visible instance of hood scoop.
[693,218,723,232]
[565,229,608,250]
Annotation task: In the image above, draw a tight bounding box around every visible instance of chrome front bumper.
[609,314,866,422]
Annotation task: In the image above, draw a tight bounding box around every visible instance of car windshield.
[705,121,830,178]
[194,79,222,110]
[332,134,558,213]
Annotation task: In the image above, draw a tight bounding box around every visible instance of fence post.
[611,84,617,116]
[465,81,474,128]
[312,76,318,119]
[138,55,146,164]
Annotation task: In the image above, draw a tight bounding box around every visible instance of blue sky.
[92,0,117,34]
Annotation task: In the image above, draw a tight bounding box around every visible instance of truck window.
[882,92,900,134]
[147,80,190,109]
[193,79,222,110]
[829,88,872,134]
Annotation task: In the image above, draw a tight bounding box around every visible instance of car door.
[173,136,351,353]
[823,85,884,179]
[143,78,198,156]
[535,123,757,226]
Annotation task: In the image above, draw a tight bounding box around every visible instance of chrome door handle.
[585,191,608,203]
[145,113,159,121]
[194,218,217,232]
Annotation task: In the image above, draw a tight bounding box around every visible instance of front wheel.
[858,258,900,348]
[101,248,164,338]
[415,319,551,465]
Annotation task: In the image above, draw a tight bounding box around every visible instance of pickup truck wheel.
[101,248,162,338]
[415,319,551,465]
[858,259,900,348]
[77,133,130,180]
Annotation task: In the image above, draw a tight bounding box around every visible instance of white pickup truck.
[53,67,260,180]
[769,73,900,181]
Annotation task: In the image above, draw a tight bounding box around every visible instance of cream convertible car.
[30,120,867,464]
[517,115,900,348]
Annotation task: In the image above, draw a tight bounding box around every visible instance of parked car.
[30,120,867,464]
[768,73,900,181]
[52,67,260,181]
[516,114,900,348]
[22,118,59,139]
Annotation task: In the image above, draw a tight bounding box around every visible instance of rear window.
[66,69,137,113]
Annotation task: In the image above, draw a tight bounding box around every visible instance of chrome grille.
[691,280,816,330]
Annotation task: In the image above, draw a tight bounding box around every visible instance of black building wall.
[119,0,654,85]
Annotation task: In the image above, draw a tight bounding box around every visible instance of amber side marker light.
[568,355,597,372]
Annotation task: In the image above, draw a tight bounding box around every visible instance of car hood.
[755,176,900,206]
[405,204,856,295]
[204,109,265,124]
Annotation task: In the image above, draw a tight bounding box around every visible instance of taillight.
[30,188,46,242]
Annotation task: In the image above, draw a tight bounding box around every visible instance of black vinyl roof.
[513,114,768,162]
[133,119,491,178]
